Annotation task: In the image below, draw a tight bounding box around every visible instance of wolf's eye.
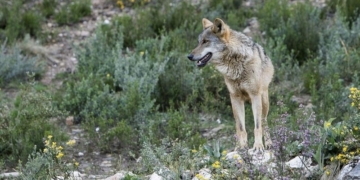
[202,40,208,44]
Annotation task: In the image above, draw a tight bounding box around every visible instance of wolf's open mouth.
[197,53,212,67]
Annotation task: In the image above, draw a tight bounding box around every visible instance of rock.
[203,124,225,138]
[285,156,312,169]
[337,164,353,180]
[78,152,84,156]
[102,172,126,180]
[192,168,212,180]
[338,157,360,180]
[149,172,163,180]
[248,150,273,165]
[344,162,360,179]
[69,171,83,180]
[305,165,319,178]
[104,19,110,24]
[100,160,112,167]
[0,172,20,178]
[225,151,242,163]
[76,31,90,37]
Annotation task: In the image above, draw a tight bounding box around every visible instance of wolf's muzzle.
[187,54,195,61]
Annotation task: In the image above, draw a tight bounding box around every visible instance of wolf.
[187,18,274,153]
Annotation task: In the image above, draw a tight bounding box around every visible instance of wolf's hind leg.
[262,90,272,149]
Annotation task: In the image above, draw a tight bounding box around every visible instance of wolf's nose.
[187,54,194,60]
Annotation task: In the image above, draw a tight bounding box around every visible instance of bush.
[0,43,42,87]
[55,0,91,26]
[326,0,360,28]
[40,0,57,18]
[0,1,43,44]
[0,84,67,168]
[260,0,322,64]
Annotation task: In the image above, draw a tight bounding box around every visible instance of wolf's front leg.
[230,94,248,149]
[250,94,264,153]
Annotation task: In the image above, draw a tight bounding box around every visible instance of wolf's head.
[187,18,230,67]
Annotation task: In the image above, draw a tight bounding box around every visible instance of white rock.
[100,160,112,167]
[104,19,110,24]
[337,164,353,180]
[78,152,84,156]
[225,151,242,162]
[149,172,163,180]
[102,172,125,180]
[192,168,212,180]
[249,150,273,165]
[285,156,312,169]
[0,172,20,178]
[69,171,83,180]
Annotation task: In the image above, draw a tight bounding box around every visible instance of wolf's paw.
[250,142,264,154]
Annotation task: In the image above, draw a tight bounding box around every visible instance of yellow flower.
[222,150,227,155]
[45,140,49,146]
[354,126,359,131]
[330,157,334,161]
[47,135,53,139]
[140,51,144,56]
[352,102,355,107]
[350,151,355,156]
[350,87,357,92]
[325,122,331,128]
[106,73,110,78]
[212,161,221,168]
[43,148,48,153]
[52,142,57,148]
[117,0,124,9]
[66,139,76,146]
[56,146,63,151]
[341,131,345,135]
[130,0,135,2]
[191,149,197,153]
[326,170,330,176]
[343,146,348,152]
[74,161,79,167]
[56,152,64,159]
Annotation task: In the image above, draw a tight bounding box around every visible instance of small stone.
[78,152,84,156]
[100,160,112,167]
[149,172,163,180]
[104,19,110,24]
[285,156,312,169]
[0,172,20,178]
[192,168,211,180]
[249,150,273,165]
[103,172,126,180]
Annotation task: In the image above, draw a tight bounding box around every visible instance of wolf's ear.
[202,18,213,30]
[212,18,230,42]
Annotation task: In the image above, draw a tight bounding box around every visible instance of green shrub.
[18,136,79,179]
[326,0,360,28]
[260,0,322,64]
[40,0,57,18]
[0,84,67,168]
[0,43,42,87]
[55,0,91,26]
[0,1,43,43]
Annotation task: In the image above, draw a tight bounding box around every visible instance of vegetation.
[1,0,360,179]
